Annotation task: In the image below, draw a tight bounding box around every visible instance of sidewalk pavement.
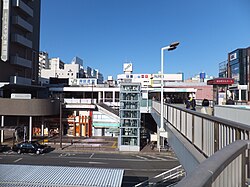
[1,136,174,155]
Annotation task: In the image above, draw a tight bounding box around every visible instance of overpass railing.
[176,140,250,187]
[152,101,250,186]
[134,165,184,187]
[152,101,250,157]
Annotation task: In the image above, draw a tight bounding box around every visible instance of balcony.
[10,76,31,85]
[12,0,33,17]
[10,55,32,68]
[11,33,32,48]
[12,16,33,32]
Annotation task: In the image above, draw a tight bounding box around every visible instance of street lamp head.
[169,41,180,48]
[168,42,180,51]
[168,46,177,51]
[161,41,180,51]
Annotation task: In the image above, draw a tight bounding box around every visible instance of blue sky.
[40,0,250,79]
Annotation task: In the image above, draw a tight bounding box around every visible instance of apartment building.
[0,0,41,90]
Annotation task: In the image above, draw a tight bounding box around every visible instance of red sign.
[207,78,234,85]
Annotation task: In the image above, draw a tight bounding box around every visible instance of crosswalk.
[134,154,178,161]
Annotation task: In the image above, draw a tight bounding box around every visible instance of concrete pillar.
[29,116,32,141]
[98,91,101,103]
[1,116,4,143]
[41,124,44,137]
[41,118,44,137]
[239,89,242,101]
[112,90,115,104]
[103,91,105,103]
[157,125,160,151]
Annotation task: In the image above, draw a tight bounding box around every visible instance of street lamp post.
[159,41,180,150]
[59,93,63,149]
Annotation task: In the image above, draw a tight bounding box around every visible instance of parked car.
[12,141,47,155]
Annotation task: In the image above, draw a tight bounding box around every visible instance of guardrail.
[175,140,250,187]
[134,165,184,187]
[152,101,250,186]
[64,98,96,104]
[153,101,250,157]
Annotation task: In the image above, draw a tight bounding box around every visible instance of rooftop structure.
[0,164,124,187]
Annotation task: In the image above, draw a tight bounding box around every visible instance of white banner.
[1,0,10,61]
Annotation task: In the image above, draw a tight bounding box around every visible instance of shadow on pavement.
[122,176,148,187]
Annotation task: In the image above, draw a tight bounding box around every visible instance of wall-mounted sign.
[1,0,10,62]
[229,52,237,61]
[207,78,234,85]
[78,78,97,85]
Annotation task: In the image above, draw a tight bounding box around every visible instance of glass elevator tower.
[119,82,141,151]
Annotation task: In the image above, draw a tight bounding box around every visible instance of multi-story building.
[38,51,49,77]
[0,1,60,145]
[185,72,214,83]
[219,47,250,102]
[117,73,184,88]
[0,0,41,96]
[40,57,65,84]
[85,66,104,83]
[71,56,83,67]
[39,54,103,85]
[219,60,227,78]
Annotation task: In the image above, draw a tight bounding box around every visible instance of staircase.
[134,165,185,187]
[97,103,119,116]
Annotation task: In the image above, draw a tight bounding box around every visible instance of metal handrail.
[152,101,250,186]
[152,101,250,157]
[175,140,250,187]
[134,165,184,187]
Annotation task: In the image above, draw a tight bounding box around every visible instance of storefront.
[67,110,92,137]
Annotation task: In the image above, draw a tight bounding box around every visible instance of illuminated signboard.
[1,0,10,61]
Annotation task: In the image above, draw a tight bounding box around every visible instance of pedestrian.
[202,98,209,107]
[201,98,213,115]
[226,97,235,105]
[190,96,196,111]
[185,97,191,109]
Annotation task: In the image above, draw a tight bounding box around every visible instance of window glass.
[230,63,239,83]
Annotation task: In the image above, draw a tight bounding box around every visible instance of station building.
[0,1,213,150]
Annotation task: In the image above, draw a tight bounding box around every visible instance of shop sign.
[207,78,234,85]
[1,0,10,62]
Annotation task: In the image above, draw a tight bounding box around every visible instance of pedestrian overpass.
[151,100,250,187]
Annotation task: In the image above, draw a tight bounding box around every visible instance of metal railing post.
[214,122,219,153]
[192,115,195,144]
